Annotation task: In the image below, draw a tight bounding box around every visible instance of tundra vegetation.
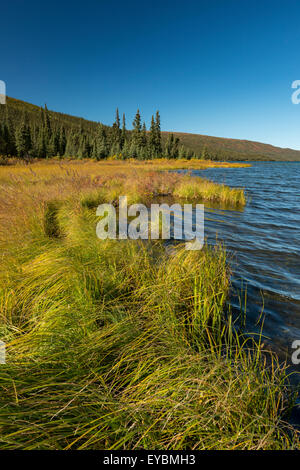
[0,159,298,450]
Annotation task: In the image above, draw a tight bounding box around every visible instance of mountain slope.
[5,96,99,133]
[163,132,300,161]
[2,97,300,161]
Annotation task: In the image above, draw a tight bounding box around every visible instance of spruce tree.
[129,140,138,159]
[59,127,66,156]
[132,109,142,147]
[43,104,51,141]
[172,136,180,158]
[39,106,45,127]
[4,105,15,156]
[1,108,11,156]
[111,108,121,150]
[141,122,147,148]
[15,111,31,158]
[95,124,108,160]
[164,133,173,158]
[65,130,76,157]
[154,110,162,156]
[92,139,97,159]
[121,113,126,149]
[164,133,180,158]
[148,115,156,158]
[121,139,130,160]
[36,125,46,158]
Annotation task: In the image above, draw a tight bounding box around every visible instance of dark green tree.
[111,108,121,150]
[141,122,147,148]
[121,113,126,149]
[15,111,31,158]
[132,109,142,147]
[95,124,108,160]
[59,126,67,156]
[154,110,162,156]
[148,115,156,158]
[164,133,173,158]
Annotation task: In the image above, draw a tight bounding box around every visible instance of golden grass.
[0,157,250,182]
[0,159,247,250]
[0,159,246,234]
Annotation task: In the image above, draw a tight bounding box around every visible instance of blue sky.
[1,0,300,149]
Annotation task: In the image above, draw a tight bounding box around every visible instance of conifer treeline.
[1,97,284,162]
[0,101,198,160]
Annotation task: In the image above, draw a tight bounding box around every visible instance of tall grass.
[0,159,247,208]
[173,177,246,205]
[0,197,298,450]
[0,160,298,449]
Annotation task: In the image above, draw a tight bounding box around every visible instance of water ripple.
[182,162,300,366]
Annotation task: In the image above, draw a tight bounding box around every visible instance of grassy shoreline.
[0,156,251,174]
[0,159,299,449]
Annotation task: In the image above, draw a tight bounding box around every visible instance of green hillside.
[1,96,300,161]
[167,132,300,161]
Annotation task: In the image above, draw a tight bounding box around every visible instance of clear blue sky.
[1,0,300,149]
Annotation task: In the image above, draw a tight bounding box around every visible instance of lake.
[179,162,300,372]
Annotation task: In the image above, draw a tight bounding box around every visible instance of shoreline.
[0,159,298,450]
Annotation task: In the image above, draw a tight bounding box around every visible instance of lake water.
[181,162,300,372]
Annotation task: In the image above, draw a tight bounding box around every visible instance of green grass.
[0,203,298,450]
[173,177,246,205]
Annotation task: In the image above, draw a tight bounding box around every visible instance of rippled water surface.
[183,162,300,365]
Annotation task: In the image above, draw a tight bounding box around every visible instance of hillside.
[166,132,300,161]
[1,96,300,161]
[4,96,99,133]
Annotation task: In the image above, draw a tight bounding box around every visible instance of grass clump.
[173,177,246,205]
[43,200,63,238]
[80,189,107,209]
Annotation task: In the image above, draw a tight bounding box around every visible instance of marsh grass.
[0,159,247,207]
[0,160,298,450]
[173,177,246,205]
[43,200,63,238]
